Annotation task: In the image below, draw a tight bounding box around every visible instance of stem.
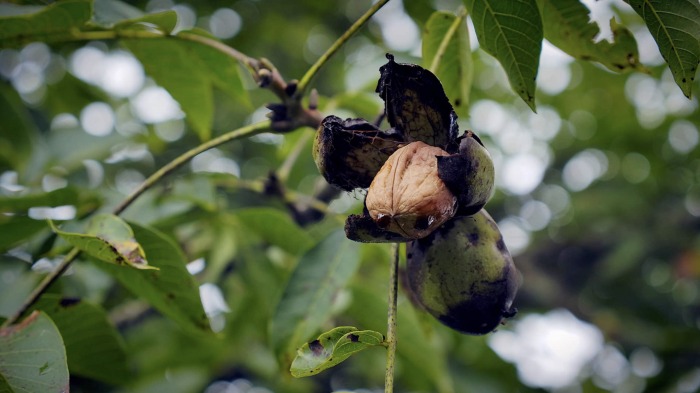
[277,130,313,183]
[113,120,271,215]
[296,0,391,95]
[384,242,400,393]
[428,7,467,74]
[1,121,271,329]
[1,248,79,329]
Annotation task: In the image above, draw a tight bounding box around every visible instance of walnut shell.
[365,141,457,239]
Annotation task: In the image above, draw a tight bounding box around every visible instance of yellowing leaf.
[49,214,157,270]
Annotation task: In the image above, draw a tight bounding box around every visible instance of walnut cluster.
[314,54,495,243]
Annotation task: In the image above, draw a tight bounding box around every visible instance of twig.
[296,0,391,96]
[1,121,271,329]
[114,120,271,215]
[384,242,400,393]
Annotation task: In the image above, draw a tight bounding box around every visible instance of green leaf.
[463,0,542,111]
[0,0,92,46]
[0,84,35,172]
[0,187,79,213]
[122,31,249,141]
[123,38,212,140]
[114,10,178,34]
[423,10,473,117]
[49,214,156,270]
[349,284,455,393]
[624,0,700,98]
[290,326,384,377]
[31,295,129,386]
[96,223,210,334]
[270,230,361,363]
[0,311,69,393]
[93,0,177,32]
[538,0,646,73]
[0,217,48,253]
[235,207,314,255]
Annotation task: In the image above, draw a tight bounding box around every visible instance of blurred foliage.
[0,0,699,392]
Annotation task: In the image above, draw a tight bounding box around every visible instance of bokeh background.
[1,0,699,392]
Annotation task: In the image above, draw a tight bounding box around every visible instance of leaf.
[50,213,156,270]
[0,187,79,213]
[270,230,361,363]
[0,311,69,393]
[0,84,36,172]
[0,217,48,253]
[93,0,177,32]
[31,295,129,386]
[114,10,178,34]
[538,0,646,73]
[122,30,249,141]
[122,38,212,140]
[624,0,700,98]
[423,10,473,118]
[0,0,92,46]
[290,326,384,377]
[235,207,315,255]
[348,284,455,393]
[96,223,210,334]
[376,54,458,150]
[463,0,543,111]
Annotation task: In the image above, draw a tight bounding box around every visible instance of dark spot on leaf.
[496,238,507,252]
[682,78,686,83]
[455,98,461,107]
[467,232,479,245]
[166,293,175,300]
[59,298,81,307]
[39,361,49,374]
[309,339,324,355]
[348,334,359,342]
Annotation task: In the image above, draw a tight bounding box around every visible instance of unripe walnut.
[365,141,457,239]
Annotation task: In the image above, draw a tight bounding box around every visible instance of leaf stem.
[428,8,467,74]
[384,242,400,393]
[1,121,271,329]
[0,248,79,329]
[296,0,391,96]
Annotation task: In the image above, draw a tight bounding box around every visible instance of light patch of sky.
[114,169,146,195]
[190,149,241,177]
[538,41,573,96]
[81,102,115,136]
[592,345,631,390]
[28,205,76,221]
[668,120,699,154]
[200,282,230,333]
[171,4,196,33]
[208,8,242,40]
[489,309,604,389]
[130,86,184,124]
[498,217,530,255]
[500,154,547,195]
[42,173,67,192]
[373,0,420,52]
[187,258,206,275]
[99,51,145,98]
[562,149,608,191]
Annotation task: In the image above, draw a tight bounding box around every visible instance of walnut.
[365,141,458,239]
